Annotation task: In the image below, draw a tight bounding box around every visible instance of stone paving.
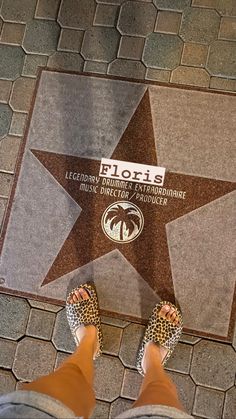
[0,0,236,418]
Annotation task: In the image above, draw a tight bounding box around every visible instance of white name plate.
[99,158,166,186]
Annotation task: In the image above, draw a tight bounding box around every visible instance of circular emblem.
[101,201,144,243]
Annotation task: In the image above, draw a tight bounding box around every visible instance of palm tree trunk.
[120,221,124,241]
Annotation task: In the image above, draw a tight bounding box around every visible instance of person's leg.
[133,305,184,411]
[21,288,98,418]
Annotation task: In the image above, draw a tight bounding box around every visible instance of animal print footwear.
[136,301,183,376]
[66,283,103,359]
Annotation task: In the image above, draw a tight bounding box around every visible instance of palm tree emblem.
[101,201,144,243]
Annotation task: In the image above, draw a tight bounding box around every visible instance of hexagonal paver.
[191,340,236,390]
[0,338,17,368]
[94,3,119,27]
[48,51,84,71]
[207,40,236,78]
[83,61,108,74]
[94,355,124,401]
[118,36,145,60]
[54,351,69,370]
[0,173,13,197]
[26,308,55,340]
[0,135,20,171]
[22,54,48,78]
[155,10,181,34]
[193,386,224,419]
[81,27,120,62]
[1,0,37,23]
[171,66,210,87]
[35,0,61,20]
[0,198,7,230]
[10,77,35,112]
[9,113,27,136]
[180,7,220,44]
[153,0,190,11]
[143,33,183,70]
[101,315,130,328]
[223,386,236,419]
[0,103,12,138]
[192,0,236,17]
[210,77,236,92]
[108,59,146,79]
[58,0,96,30]
[23,20,60,54]
[58,28,84,53]
[0,80,12,103]
[0,45,25,80]
[0,370,16,395]
[52,308,76,353]
[121,369,142,400]
[102,324,123,356]
[168,371,195,413]
[28,299,62,312]
[13,337,56,381]
[219,17,236,41]
[0,17,2,33]
[110,398,133,418]
[0,22,25,45]
[118,1,156,36]
[92,400,110,419]
[119,323,145,368]
[145,68,171,82]
[0,294,30,339]
[166,343,192,374]
[180,334,201,345]
[181,43,209,67]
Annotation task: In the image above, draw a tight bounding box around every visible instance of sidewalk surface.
[0,1,235,418]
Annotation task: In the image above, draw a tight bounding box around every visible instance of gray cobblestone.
[191,340,236,390]
[48,51,84,71]
[94,3,119,27]
[1,0,37,23]
[13,337,56,381]
[23,20,60,55]
[58,28,84,53]
[0,370,16,395]
[193,386,224,419]
[223,386,236,419]
[119,323,145,368]
[118,1,156,37]
[94,355,124,401]
[108,59,146,79]
[0,294,30,339]
[81,27,120,62]
[0,103,12,138]
[0,338,17,368]
[0,45,25,80]
[58,0,96,30]
[35,0,61,20]
[26,308,55,340]
[22,54,48,77]
[0,135,21,171]
[52,308,76,353]
[143,33,183,70]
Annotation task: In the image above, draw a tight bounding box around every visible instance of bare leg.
[133,305,184,411]
[22,288,98,418]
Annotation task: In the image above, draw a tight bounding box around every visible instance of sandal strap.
[136,301,183,376]
[66,283,103,358]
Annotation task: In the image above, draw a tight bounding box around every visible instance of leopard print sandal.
[66,283,103,359]
[136,301,183,376]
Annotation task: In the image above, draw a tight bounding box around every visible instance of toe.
[166,307,175,321]
[159,304,170,318]
[79,288,90,300]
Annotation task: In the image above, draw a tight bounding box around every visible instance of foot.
[142,304,180,374]
[67,287,99,357]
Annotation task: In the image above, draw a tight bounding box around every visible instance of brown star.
[32,90,235,304]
